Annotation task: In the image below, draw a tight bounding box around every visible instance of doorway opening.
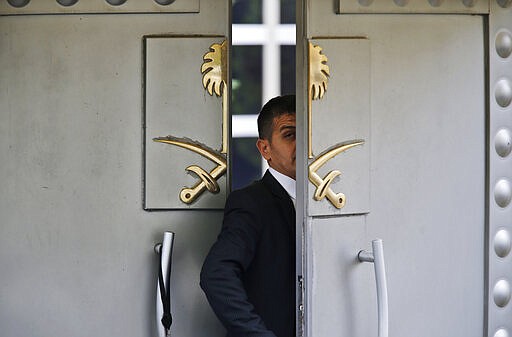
[231,0,296,189]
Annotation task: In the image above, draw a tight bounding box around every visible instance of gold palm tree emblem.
[201,40,228,154]
[307,42,365,209]
[308,42,330,158]
[309,43,330,100]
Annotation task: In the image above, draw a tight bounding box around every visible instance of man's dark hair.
[257,94,296,141]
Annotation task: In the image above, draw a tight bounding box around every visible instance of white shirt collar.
[268,167,296,200]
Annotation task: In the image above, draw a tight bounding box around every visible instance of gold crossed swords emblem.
[308,140,364,209]
[153,137,227,204]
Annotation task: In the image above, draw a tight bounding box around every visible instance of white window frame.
[231,0,296,138]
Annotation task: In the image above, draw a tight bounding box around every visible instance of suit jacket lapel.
[261,170,295,233]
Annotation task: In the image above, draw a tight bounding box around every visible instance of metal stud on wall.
[1,0,194,13]
[105,0,126,6]
[338,0,488,13]
[489,1,512,336]
[6,0,29,8]
[5,0,176,6]
[56,0,78,6]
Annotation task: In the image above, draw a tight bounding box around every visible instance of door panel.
[309,38,370,216]
[309,216,374,337]
[0,4,228,337]
[299,9,485,337]
[144,36,227,209]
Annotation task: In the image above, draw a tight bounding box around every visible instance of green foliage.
[232,46,262,116]
[233,0,262,24]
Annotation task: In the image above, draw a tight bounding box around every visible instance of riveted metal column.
[489,1,512,336]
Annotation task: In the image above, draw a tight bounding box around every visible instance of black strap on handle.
[158,249,172,331]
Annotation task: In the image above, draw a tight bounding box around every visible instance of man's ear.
[256,138,271,161]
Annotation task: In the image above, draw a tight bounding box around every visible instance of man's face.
[257,113,296,179]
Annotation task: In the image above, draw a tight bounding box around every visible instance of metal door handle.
[155,231,175,337]
[358,239,388,337]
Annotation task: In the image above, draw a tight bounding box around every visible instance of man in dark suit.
[200,95,296,337]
